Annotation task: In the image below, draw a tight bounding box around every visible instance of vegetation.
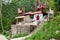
[1,0,37,36]
[26,16,60,40]
[13,33,28,38]
[0,0,60,39]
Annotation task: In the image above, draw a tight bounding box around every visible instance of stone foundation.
[11,24,30,36]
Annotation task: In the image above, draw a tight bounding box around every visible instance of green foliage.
[1,0,60,39]
[26,16,60,40]
[54,0,60,11]
[1,0,38,34]
[2,16,11,30]
[13,33,28,38]
[1,0,58,33]
[48,0,56,9]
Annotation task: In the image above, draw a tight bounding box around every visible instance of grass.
[13,33,28,38]
[25,16,60,40]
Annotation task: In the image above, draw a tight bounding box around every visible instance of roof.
[24,11,42,15]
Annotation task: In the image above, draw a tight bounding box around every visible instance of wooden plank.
[15,16,26,19]
[24,23,37,26]
[24,11,42,15]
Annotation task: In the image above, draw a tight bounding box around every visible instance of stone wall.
[11,24,30,36]
[11,25,17,36]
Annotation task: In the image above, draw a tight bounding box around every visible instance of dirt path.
[0,35,7,40]
[11,34,32,40]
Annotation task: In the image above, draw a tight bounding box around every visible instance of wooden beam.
[15,16,25,19]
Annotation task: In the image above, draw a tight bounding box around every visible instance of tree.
[54,0,60,11]
[0,0,4,33]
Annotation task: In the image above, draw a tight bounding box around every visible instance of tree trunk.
[0,0,4,33]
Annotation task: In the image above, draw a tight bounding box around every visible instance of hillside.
[0,0,60,40]
[26,16,60,40]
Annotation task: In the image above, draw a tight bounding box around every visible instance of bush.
[54,12,60,16]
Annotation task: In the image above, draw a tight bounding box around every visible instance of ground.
[0,35,7,40]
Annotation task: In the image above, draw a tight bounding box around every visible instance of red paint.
[36,15,39,20]
[40,5,46,9]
